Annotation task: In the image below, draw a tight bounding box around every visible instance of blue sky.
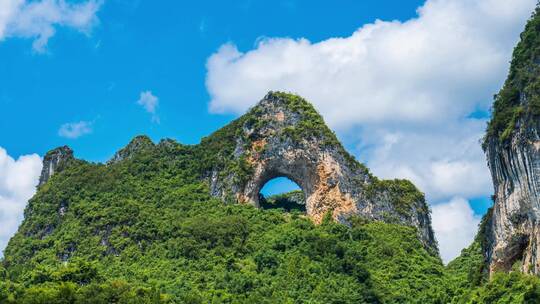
[1,0,424,161]
[0,0,537,263]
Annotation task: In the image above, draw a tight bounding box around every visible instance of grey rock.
[484,119,540,274]
[209,92,437,252]
[108,135,154,165]
[38,146,74,187]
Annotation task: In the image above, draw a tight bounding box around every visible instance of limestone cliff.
[206,92,437,251]
[483,7,540,275]
[38,146,75,187]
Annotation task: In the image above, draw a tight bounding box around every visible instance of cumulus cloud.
[137,90,160,123]
[361,119,492,202]
[0,0,102,52]
[205,0,536,261]
[207,0,535,126]
[432,197,481,263]
[0,147,42,255]
[58,120,93,139]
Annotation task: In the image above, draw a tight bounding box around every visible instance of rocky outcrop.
[38,146,74,187]
[208,92,437,251]
[482,7,540,275]
[108,135,155,165]
[484,121,540,274]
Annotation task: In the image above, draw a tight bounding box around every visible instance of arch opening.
[259,177,306,213]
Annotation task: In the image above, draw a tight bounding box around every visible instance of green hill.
[1,133,449,303]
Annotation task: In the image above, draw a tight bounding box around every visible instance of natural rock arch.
[208,92,436,251]
[240,144,337,218]
[35,92,437,253]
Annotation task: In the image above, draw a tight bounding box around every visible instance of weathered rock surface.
[108,135,155,165]
[38,146,74,187]
[484,121,540,274]
[209,92,437,251]
[482,7,540,275]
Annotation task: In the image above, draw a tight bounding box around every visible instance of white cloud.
[432,197,481,264]
[58,120,92,139]
[137,90,160,123]
[0,147,42,256]
[361,119,492,202]
[0,0,102,52]
[207,0,536,127]
[205,0,537,261]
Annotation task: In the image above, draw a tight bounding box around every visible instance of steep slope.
[482,6,540,275]
[205,92,436,250]
[1,93,446,302]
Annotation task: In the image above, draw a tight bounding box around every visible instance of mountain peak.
[108,135,155,165]
[206,92,436,251]
[38,146,74,187]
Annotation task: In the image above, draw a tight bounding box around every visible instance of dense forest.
[0,130,538,303]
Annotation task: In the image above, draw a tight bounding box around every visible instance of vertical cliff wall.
[483,7,540,274]
[38,146,74,187]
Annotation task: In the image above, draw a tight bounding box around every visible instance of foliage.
[442,207,540,303]
[485,7,540,146]
[5,86,540,302]
[1,136,453,303]
[260,190,306,212]
[445,241,486,301]
[460,271,540,303]
[1,280,170,304]
[365,178,429,216]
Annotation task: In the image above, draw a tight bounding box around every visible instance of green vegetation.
[260,190,306,212]
[365,178,429,217]
[274,92,341,148]
[273,92,368,173]
[0,136,449,303]
[485,7,540,146]
[447,244,540,304]
[6,134,538,303]
[462,271,540,303]
[4,88,540,302]
[444,239,540,303]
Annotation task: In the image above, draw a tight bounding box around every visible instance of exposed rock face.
[482,7,540,275]
[484,122,540,274]
[38,146,74,187]
[209,92,437,251]
[108,135,155,164]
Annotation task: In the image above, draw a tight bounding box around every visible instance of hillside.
[2,91,540,303]
[0,92,457,303]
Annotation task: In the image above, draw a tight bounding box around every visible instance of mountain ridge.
[0,92,451,303]
[34,91,437,252]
